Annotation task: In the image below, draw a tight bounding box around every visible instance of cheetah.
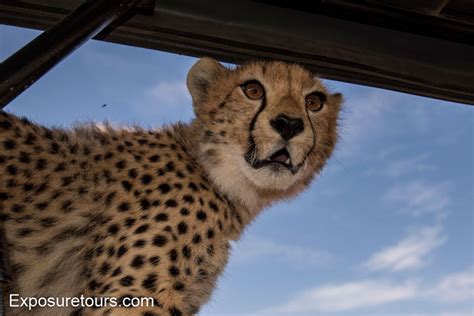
[0,58,343,315]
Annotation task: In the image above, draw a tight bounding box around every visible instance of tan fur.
[0,58,342,315]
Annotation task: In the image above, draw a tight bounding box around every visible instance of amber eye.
[241,81,264,100]
[305,92,326,112]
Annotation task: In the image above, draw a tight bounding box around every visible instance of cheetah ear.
[187,58,226,106]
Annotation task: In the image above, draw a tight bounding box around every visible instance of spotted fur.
[0,58,343,315]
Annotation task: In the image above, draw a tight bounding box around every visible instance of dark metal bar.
[0,0,145,109]
[1,0,472,106]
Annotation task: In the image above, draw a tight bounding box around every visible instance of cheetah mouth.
[245,147,300,174]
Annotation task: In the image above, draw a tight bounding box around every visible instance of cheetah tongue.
[269,148,290,164]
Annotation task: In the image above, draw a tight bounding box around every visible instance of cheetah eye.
[305,92,326,112]
[241,81,264,100]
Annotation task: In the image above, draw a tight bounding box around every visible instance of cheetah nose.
[270,114,304,141]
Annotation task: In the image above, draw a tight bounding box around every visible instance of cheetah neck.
[171,122,275,238]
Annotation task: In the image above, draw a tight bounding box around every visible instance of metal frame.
[0,0,473,106]
[0,0,152,108]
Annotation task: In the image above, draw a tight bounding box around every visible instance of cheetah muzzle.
[0,57,343,316]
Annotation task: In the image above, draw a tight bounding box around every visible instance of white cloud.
[364,153,436,179]
[230,236,332,267]
[259,267,474,315]
[266,279,419,313]
[131,81,194,123]
[364,226,446,272]
[383,154,436,178]
[429,267,474,302]
[147,81,191,107]
[436,310,474,316]
[384,180,450,216]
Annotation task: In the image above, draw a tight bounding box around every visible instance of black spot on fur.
[158,183,171,194]
[209,201,219,212]
[172,282,185,291]
[183,195,194,204]
[120,275,135,286]
[111,267,122,277]
[36,158,48,170]
[182,245,191,259]
[165,199,177,208]
[54,162,66,172]
[154,213,168,222]
[117,245,128,258]
[131,255,145,269]
[18,152,31,163]
[207,245,215,256]
[17,227,34,237]
[207,228,215,239]
[3,139,16,150]
[192,234,202,244]
[153,235,167,247]
[121,180,133,191]
[99,262,111,275]
[133,239,146,248]
[118,202,130,212]
[0,120,12,130]
[177,222,188,234]
[142,273,157,292]
[168,249,178,262]
[128,169,138,179]
[140,198,151,210]
[196,210,207,221]
[108,224,120,235]
[36,202,49,211]
[180,208,189,216]
[169,307,182,316]
[6,165,17,175]
[50,142,61,154]
[40,217,58,228]
[149,256,160,266]
[12,204,24,213]
[61,200,74,213]
[168,266,179,276]
[105,192,116,205]
[188,182,199,192]
[0,192,11,201]
[61,176,74,186]
[148,155,160,162]
[115,160,126,169]
[165,162,175,172]
[141,174,153,185]
[134,224,149,234]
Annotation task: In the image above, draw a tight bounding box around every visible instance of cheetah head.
[187,58,342,207]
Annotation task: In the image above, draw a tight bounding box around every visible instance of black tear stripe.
[244,96,267,163]
[303,107,317,161]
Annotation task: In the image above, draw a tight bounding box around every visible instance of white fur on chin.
[200,144,302,213]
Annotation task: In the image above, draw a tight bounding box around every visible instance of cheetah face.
[187,58,342,193]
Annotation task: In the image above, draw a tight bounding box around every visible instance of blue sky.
[1,25,473,316]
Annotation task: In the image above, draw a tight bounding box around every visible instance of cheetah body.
[0,59,342,315]
[1,115,237,315]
